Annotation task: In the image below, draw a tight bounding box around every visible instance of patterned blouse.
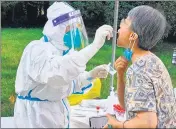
[125,53,176,128]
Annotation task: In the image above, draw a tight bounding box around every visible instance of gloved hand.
[89,64,109,79]
[93,25,113,49]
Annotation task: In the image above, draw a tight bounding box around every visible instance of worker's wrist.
[86,71,94,81]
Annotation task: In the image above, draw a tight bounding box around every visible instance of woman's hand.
[103,114,122,128]
[104,112,157,128]
[114,56,129,77]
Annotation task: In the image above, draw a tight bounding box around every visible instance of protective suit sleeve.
[28,42,86,88]
[70,64,109,94]
[71,71,93,94]
[78,25,113,63]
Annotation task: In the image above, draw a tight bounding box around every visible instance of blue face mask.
[63,28,81,49]
[123,48,133,61]
[123,39,136,61]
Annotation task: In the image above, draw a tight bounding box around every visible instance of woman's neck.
[131,47,151,63]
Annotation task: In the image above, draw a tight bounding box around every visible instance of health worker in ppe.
[14,2,113,128]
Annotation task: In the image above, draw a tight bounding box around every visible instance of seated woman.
[104,5,176,128]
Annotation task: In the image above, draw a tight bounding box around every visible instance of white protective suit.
[14,2,113,128]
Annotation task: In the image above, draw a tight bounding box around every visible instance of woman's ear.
[129,33,138,41]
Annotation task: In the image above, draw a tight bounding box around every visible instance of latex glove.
[92,25,113,49]
[89,64,108,79]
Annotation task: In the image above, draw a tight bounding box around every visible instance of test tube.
[107,63,116,76]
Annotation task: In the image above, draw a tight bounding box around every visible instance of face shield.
[52,10,89,51]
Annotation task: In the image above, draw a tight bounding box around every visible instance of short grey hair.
[128,5,167,50]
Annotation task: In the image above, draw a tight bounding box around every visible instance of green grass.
[1,28,176,117]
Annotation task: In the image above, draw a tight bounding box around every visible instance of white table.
[1,117,15,128]
[1,116,89,128]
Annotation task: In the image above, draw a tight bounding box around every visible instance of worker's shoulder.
[21,40,52,58]
[23,40,55,59]
[26,39,45,48]
[24,39,50,52]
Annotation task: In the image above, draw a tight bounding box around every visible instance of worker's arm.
[69,71,93,94]
[27,25,112,88]
[71,64,108,94]
[104,111,157,128]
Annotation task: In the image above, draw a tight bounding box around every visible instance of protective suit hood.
[42,2,88,52]
[43,2,75,51]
